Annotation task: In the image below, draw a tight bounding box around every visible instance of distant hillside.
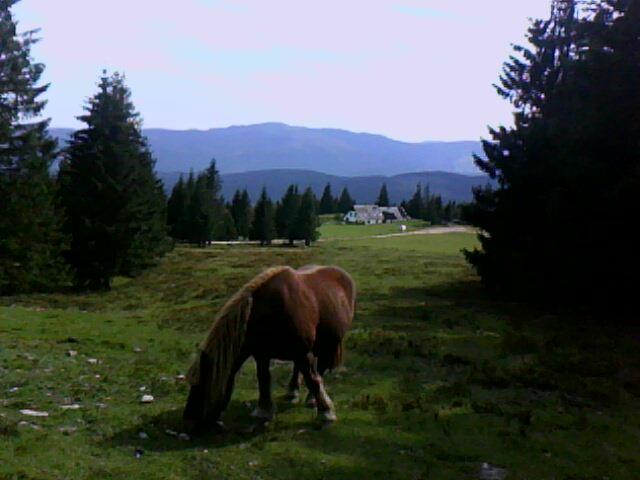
[158,169,491,204]
[50,123,483,177]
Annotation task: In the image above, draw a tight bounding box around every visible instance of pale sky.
[16,0,551,142]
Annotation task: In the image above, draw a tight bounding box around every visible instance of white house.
[344,205,408,224]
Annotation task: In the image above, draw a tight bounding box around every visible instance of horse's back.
[298,265,355,337]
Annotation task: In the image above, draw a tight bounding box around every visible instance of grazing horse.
[183,265,356,432]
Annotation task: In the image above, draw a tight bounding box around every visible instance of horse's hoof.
[250,407,274,421]
[317,410,337,422]
[314,410,337,429]
[284,390,300,405]
[213,420,228,433]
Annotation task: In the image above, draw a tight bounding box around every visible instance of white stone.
[20,409,48,417]
[87,358,98,365]
[140,394,154,403]
[60,404,81,410]
[138,431,148,439]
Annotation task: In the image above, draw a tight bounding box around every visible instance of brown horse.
[183,265,356,432]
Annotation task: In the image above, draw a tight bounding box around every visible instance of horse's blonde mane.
[186,266,292,408]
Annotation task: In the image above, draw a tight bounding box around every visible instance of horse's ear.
[186,351,202,385]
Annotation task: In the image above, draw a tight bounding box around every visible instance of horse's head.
[183,351,222,433]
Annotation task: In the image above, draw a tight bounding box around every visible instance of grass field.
[1,231,639,479]
[318,219,429,239]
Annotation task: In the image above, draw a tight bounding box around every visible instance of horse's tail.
[327,341,344,370]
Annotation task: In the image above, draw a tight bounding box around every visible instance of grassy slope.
[1,233,639,479]
[318,219,429,240]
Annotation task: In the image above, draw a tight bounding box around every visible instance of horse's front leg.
[285,364,301,404]
[251,357,275,421]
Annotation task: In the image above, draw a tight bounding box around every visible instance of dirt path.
[207,226,475,245]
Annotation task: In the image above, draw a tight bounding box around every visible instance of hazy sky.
[16,1,551,142]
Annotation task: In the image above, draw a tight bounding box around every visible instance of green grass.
[318,219,429,239]
[1,233,639,479]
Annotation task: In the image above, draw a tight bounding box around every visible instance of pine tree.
[275,184,300,244]
[337,187,355,214]
[251,187,275,246]
[406,184,424,219]
[293,187,320,246]
[218,208,238,241]
[464,0,640,308]
[187,172,214,245]
[58,72,167,289]
[377,183,390,207]
[0,2,67,294]
[319,183,336,214]
[167,175,188,239]
[231,188,252,239]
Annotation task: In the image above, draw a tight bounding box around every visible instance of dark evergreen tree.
[186,172,215,245]
[293,187,320,246]
[230,188,252,239]
[58,72,167,289]
[319,183,336,214]
[337,187,355,214]
[167,175,188,239]
[405,184,424,219]
[218,208,238,241]
[275,184,300,244]
[464,0,640,308]
[0,1,68,294]
[250,187,275,246]
[377,183,390,207]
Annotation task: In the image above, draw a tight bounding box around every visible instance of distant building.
[344,205,408,225]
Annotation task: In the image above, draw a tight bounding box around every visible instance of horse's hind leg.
[285,364,301,404]
[251,357,275,421]
[298,353,337,423]
[303,354,331,408]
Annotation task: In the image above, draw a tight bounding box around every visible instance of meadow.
[1,231,639,479]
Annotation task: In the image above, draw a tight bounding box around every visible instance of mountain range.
[50,123,489,204]
[50,122,483,177]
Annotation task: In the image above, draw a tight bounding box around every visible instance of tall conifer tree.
[377,183,390,207]
[275,184,300,244]
[465,0,640,307]
[0,1,67,293]
[337,187,355,214]
[231,188,252,239]
[319,183,336,214]
[58,72,167,289]
[293,187,320,246]
[251,187,275,246]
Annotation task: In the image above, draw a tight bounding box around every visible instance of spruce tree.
[251,187,275,246]
[58,72,167,289]
[275,184,300,244]
[406,184,424,219]
[293,187,320,246]
[231,188,252,239]
[319,183,336,214]
[464,0,640,308]
[167,175,188,239]
[218,208,238,241]
[337,187,355,214]
[377,183,390,207]
[187,172,214,245]
[0,1,67,294]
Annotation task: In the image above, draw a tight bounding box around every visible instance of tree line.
[167,181,321,246]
